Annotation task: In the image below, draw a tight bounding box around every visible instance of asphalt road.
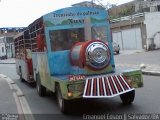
[0,63,160,120]
[114,50,160,66]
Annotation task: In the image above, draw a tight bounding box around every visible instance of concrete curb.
[0,74,35,120]
[116,64,160,77]
[142,70,160,76]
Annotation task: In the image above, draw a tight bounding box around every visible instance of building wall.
[109,0,160,50]
[111,11,160,51]
[0,27,25,58]
[0,43,6,58]
[134,0,160,12]
[144,12,160,49]
[111,15,146,50]
[109,0,160,18]
[0,37,7,59]
[140,23,147,49]
[109,1,135,19]
[112,26,143,50]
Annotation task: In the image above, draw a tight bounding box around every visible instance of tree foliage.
[92,0,117,10]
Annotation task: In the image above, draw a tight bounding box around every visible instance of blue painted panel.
[48,50,86,75]
[43,7,108,28]
[43,7,115,76]
[48,50,72,75]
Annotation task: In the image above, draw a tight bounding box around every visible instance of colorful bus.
[14,6,143,113]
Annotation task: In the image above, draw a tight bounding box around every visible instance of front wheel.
[36,73,46,97]
[120,90,135,104]
[56,85,68,113]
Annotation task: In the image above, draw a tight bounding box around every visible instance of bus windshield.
[49,28,85,51]
[49,26,107,51]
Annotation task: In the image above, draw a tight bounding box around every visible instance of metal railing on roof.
[110,13,144,23]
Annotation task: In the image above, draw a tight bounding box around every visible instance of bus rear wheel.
[120,90,135,104]
[36,73,46,97]
[56,85,68,113]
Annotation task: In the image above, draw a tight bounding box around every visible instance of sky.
[0,0,132,27]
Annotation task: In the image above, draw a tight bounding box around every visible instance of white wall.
[144,12,160,49]
[0,43,6,57]
[113,32,123,50]
[112,27,142,50]
[154,33,160,49]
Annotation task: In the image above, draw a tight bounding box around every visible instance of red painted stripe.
[93,78,97,96]
[86,79,91,96]
[108,76,117,94]
[117,76,129,90]
[99,78,104,96]
[104,77,111,96]
[113,76,123,92]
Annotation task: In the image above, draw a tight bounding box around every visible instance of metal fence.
[110,13,144,23]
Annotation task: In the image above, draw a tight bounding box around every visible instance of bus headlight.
[67,83,85,92]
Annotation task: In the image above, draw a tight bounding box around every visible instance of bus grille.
[83,75,134,98]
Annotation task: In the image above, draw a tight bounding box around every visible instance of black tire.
[19,67,24,82]
[56,85,68,113]
[120,90,135,104]
[30,82,36,88]
[36,73,46,97]
[116,51,120,54]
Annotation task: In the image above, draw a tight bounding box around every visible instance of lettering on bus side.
[52,11,99,18]
[69,19,84,24]
[68,75,86,81]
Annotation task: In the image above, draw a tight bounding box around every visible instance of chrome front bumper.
[83,75,134,98]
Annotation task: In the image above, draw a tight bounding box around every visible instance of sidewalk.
[0,75,18,114]
[118,49,145,56]
[0,58,15,64]
[116,63,160,76]
[0,74,33,120]
[115,49,160,76]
